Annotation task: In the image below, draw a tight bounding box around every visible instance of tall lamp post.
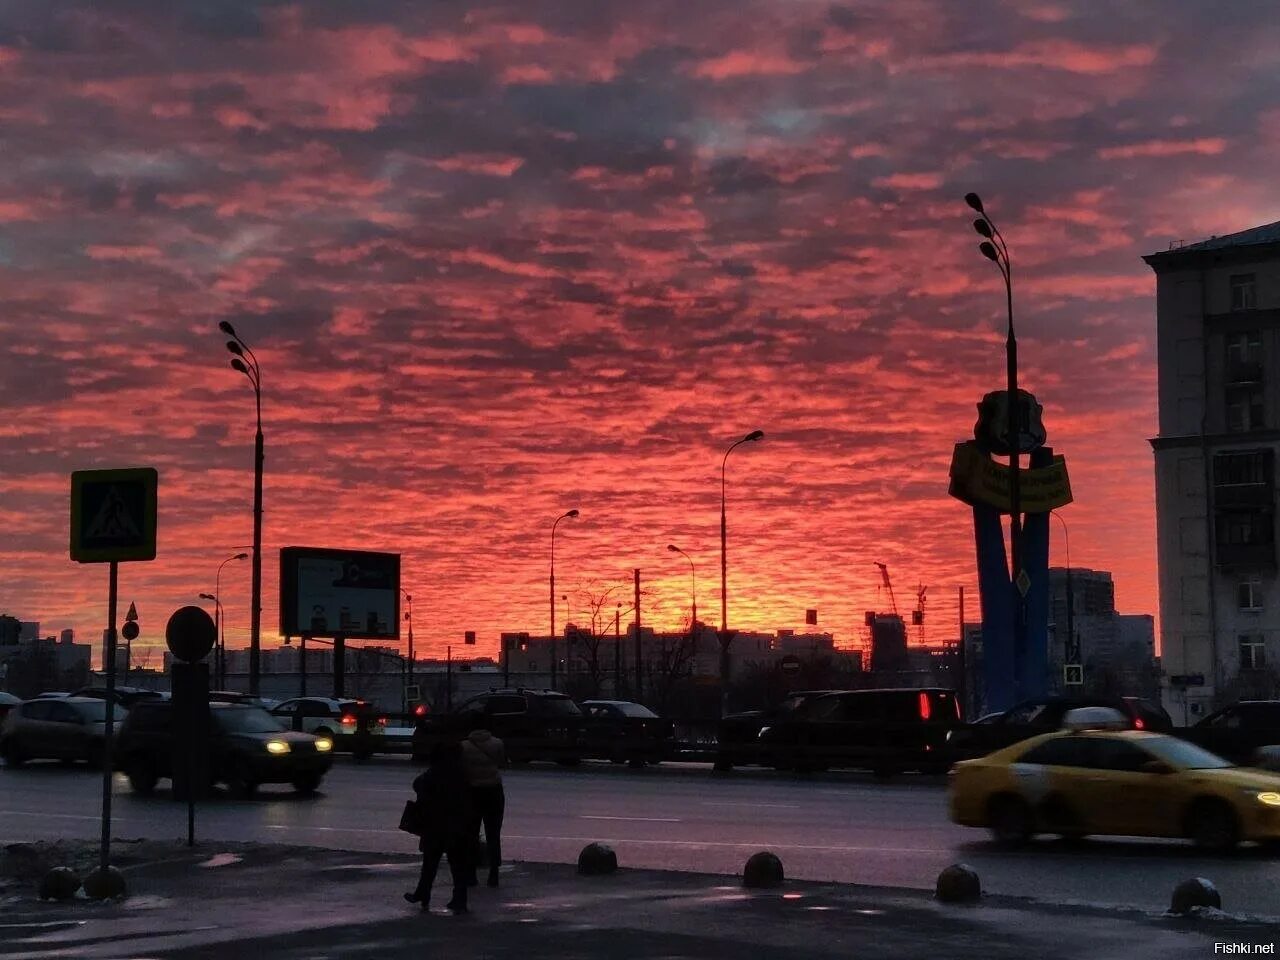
[550,508,579,691]
[964,193,1025,693]
[401,589,415,689]
[667,544,697,636]
[197,593,221,684]
[720,429,764,717]
[202,551,247,689]
[220,321,265,697]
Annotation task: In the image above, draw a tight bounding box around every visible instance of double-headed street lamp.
[667,544,697,637]
[203,551,248,688]
[720,429,763,717]
[550,508,579,691]
[220,321,265,697]
[400,589,415,689]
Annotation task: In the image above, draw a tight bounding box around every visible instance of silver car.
[0,696,126,768]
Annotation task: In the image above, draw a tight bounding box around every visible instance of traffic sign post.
[167,606,217,847]
[69,467,158,891]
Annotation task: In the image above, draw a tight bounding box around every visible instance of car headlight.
[1256,791,1280,806]
[757,726,772,739]
[315,738,333,753]
[266,740,291,755]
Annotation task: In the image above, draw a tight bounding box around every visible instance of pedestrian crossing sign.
[70,468,158,563]
[1064,664,1084,686]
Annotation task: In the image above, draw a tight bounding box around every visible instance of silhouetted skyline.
[4,2,1280,660]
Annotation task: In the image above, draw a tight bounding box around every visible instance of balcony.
[1226,361,1264,385]
[1214,481,1274,507]
[1215,541,1277,570]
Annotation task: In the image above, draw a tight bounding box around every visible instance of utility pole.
[957,586,967,719]
[634,568,642,702]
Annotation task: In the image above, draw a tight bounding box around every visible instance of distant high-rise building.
[1146,221,1280,718]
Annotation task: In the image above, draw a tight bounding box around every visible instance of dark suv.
[116,701,333,797]
[947,695,1173,759]
[715,690,842,771]
[1181,700,1280,766]
[755,688,963,775]
[412,689,583,764]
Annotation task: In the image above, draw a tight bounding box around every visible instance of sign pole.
[99,560,119,879]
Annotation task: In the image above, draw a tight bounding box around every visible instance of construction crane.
[913,584,928,643]
[874,562,898,617]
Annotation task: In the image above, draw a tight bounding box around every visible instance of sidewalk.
[1,839,1276,959]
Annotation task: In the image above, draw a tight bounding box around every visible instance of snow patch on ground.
[198,853,243,869]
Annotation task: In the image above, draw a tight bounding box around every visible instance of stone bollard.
[37,867,81,901]
[577,843,618,876]
[1170,878,1220,915]
[742,851,784,889]
[935,863,982,904]
[83,866,128,901]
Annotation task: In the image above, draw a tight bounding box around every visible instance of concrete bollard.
[83,866,128,901]
[935,863,982,904]
[742,851,784,889]
[37,867,81,901]
[577,843,618,876]
[1170,877,1220,915]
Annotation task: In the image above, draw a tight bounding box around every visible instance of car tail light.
[918,692,931,721]
[341,714,357,725]
[378,716,387,726]
[414,704,428,717]
[1133,717,1145,730]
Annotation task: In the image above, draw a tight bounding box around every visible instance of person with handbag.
[461,720,507,887]
[404,741,474,914]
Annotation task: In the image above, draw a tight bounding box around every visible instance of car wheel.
[1,739,25,768]
[988,795,1034,846]
[292,773,323,794]
[127,761,158,796]
[227,761,259,799]
[1187,799,1239,854]
[627,758,645,769]
[555,757,581,767]
[713,756,733,773]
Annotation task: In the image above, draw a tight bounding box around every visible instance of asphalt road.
[3,757,1279,916]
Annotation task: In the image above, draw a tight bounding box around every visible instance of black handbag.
[399,799,425,836]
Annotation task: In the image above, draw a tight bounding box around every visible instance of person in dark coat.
[461,721,507,887]
[405,741,474,913]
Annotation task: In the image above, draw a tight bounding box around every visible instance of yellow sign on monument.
[948,441,1072,515]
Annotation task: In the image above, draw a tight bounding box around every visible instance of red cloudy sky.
[3,1,1280,666]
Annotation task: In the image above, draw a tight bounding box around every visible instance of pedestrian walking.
[461,722,507,887]
[404,741,474,914]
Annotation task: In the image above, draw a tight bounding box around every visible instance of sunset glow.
[4,1,1280,664]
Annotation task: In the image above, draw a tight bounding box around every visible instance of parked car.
[948,724,1280,852]
[413,689,584,764]
[580,700,675,766]
[209,691,279,710]
[115,700,333,797]
[0,696,126,767]
[755,687,964,775]
[70,686,167,708]
[1179,701,1280,767]
[270,697,385,758]
[714,690,844,771]
[0,692,19,726]
[947,695,1172,759]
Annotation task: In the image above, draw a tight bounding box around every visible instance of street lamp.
[965,193,1025,694]
[550,508,578,691]
[206,552,248,689]
[197,593,221,685]
[220,320,265,697]
[720,429,763,718]
[667,544,697,637]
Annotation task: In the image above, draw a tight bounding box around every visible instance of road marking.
[265,824,402,836]
[580,815,682,823]
[504,834,939,853]
[701,801,799,809]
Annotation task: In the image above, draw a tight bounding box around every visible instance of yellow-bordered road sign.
[70,468,158,563]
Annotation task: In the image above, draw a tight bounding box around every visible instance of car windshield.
[216,707,286,734]
[76,701,127,722]
[1141,736,1233,770]
[541,697,582,716]
[614,703,658,718]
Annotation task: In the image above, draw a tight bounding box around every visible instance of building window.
[1218,511,1274,547]
[1230,274,1257,312]
[1226,385,1265,432]
[1214,450,1269,487]
[1239,634,1266,670]
[1226,331,1264,384]
[1238,581,1264,611]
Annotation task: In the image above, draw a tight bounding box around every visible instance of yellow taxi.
[948,719,1280,853]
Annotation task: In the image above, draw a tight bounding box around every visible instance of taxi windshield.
[1141,736,1233,770]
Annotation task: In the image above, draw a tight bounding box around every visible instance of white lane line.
[701,802,799,809]
[579,815,682,823]
[265,824,403,836]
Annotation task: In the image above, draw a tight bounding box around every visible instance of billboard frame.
[279,546,401,641]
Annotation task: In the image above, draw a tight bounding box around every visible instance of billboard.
[279,547,401,640]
